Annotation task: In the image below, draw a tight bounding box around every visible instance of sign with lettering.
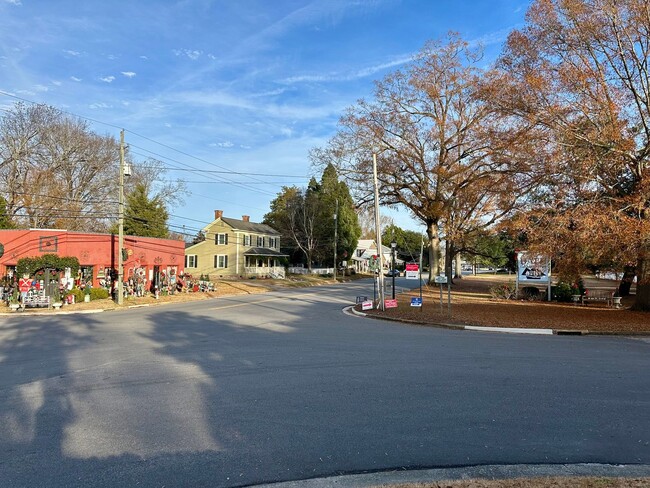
[361,300,373,311]
[517,252,550,284]
[384,299,398,309]
[410,297,422,307]
[434,275,448,284]
[356,296,368,304]
[405,263,419,280]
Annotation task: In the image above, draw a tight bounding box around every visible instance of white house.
[351,239,404,273]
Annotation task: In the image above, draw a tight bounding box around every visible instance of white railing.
[287,267,334,275]
[245,267,286,279]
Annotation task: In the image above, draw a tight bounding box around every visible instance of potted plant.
[84,286,91,302]
[51,286,63,310]
[9,289,20,311]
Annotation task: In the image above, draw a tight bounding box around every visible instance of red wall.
[0,230,185,286]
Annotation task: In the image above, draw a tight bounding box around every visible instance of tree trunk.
[618,265,636,297]
[446,241,454,284]
[632,241,650,311]
[454,251,463,279]
[427,222,441,283]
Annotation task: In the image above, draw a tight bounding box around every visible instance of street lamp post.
[390,240,397,299]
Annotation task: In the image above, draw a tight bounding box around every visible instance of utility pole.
[333,198,338,281]
[373,153,385,310]
[117,129,125,305]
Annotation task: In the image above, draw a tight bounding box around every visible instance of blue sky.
[0,0,529,236]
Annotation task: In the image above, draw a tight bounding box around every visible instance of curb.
[256,463,650,488]
[344,306,646,336]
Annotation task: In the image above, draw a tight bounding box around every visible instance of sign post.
[434,275,448,314]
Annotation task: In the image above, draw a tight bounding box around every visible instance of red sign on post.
[384,299,398,309]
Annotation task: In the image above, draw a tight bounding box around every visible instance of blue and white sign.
[410,297,422,307]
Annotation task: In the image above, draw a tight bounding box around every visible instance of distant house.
[184,210,288,279]
[351,239,404,273]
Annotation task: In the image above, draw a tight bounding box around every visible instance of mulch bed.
[363,275,650,334]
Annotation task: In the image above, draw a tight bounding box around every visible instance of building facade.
[184,210,287,278]
[0,229,185,288]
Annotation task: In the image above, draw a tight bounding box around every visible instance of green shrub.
[90,288,109,300]
[552,280,584,302]
[520,286,542,301]
[68,288,85,303]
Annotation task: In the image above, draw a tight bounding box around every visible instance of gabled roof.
[220,217,280,235]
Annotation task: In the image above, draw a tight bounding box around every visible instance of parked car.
[385,269,400,277]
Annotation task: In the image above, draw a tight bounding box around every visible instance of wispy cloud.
[173,48,202,60]
[100,76,115,83]
[4,0,22,5]
[70,76,82,82]
[121,71,136,78]
[63,49,81,57]
[89,102,112,109]
[51,80,62,86]
[282,55,412,84]
[140,55,148,60]
[469,27,517,48]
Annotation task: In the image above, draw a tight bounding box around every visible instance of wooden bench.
[581,289,615,307]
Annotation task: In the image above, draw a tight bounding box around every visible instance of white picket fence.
[287,267,334,275]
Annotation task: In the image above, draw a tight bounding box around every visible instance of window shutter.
[224,255,228,268]
[195,256,198,267]
[215,234,218,244]
[214,255,218,268]
[225,234,229,245]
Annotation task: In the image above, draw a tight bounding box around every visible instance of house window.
[244,235,251,246]
[186,255,198,268]
[215,233,228,245]
[214,255,228,268]
[268,237,275,249]
[257,236,264,247]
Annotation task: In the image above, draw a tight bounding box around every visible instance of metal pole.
[333,199,338,281]
[419,233,424,312]
[372,154,385,310]
[391,246,396,299]
[117,129,125,305]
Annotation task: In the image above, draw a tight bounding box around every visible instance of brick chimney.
[214,210,223,220]
[242,215,250,222]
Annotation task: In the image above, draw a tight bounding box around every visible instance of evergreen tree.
[0,196,15,229]
[123,183,169,238]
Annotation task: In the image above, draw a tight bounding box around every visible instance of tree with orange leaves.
[492,0,650,310]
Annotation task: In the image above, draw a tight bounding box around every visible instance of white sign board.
[434,275,448,284]
[361,300,373,311]
[405,263,419,280]
[517,252,550,284]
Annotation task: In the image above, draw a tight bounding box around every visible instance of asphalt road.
[1,278,649,487]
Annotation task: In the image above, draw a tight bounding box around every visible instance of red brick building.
[0,229,185,287]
